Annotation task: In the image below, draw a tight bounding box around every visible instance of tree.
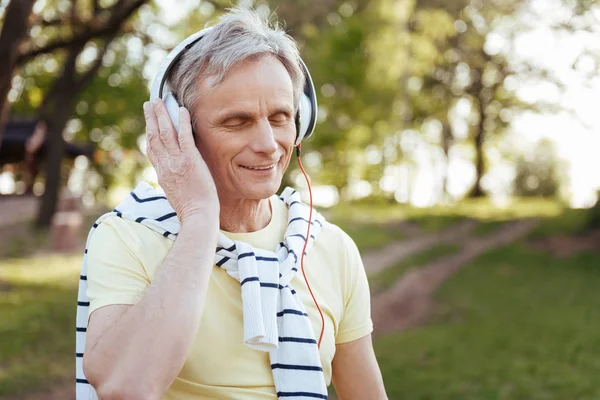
[407,0,549,199]
[36,0,152,227]
[0,0,36,149]
[1,0,150,226]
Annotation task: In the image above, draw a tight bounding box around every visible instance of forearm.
[85,214,218,398]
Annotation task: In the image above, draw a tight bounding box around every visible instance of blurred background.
[1,0,600,399]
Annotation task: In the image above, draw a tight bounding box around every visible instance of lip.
[239,164,276,175]
[240,164,275,170]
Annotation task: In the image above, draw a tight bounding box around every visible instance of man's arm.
[83,101,220,399]
[331,334,387,400]
[83,216,217,399]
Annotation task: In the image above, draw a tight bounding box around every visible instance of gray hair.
[167,7,305,126]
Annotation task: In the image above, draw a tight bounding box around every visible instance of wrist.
[180,202,219,223]
[180,209,219,230]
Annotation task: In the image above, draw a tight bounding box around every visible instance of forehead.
[196,55,294,113]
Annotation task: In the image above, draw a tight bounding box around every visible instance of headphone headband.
[150,27,214,101]
[149,27,317,144]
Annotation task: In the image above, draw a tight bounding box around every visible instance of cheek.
[276,127,296,154]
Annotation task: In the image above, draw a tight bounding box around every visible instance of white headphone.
[149,27,318,147]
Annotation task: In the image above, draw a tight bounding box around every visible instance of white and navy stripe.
[76,182,328,399]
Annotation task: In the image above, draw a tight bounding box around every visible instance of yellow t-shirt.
[86,195,373,399]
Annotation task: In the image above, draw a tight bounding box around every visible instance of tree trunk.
[441,120,452,201]
[35,44,83,228]
[470,93,486,198]
[0,0,36,149]
[36,118,69,227]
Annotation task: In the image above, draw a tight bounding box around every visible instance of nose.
[249,118,278,154]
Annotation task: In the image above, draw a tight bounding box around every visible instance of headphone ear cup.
[295,92,313,146]
[164,92,181,133]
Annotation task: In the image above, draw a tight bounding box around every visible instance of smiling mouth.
[240,164,275,171]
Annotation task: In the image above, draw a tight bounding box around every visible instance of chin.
[238,181,281,200]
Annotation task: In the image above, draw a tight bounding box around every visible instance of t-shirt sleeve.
[86,217,151,317]
[336,231,374,344]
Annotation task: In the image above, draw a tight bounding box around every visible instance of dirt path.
[362,219,478,275]
[371,220,536,335]
[0,196,39,229]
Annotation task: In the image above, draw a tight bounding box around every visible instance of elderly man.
[78,7,387,400]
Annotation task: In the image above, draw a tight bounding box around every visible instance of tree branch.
[93,0,101,15]
[36,16,69,27]
[17,0,148,65]
[70,0,78,25]
[77,35,116,88]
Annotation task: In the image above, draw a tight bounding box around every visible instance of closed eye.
[223,117,249,128]
[269,112,292,126]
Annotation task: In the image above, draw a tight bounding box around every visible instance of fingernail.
[152,99,161,106]
[143,102,150,112]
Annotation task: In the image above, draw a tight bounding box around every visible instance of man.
[81,7,387,399]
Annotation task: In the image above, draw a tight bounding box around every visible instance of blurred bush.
[513,139,561,198]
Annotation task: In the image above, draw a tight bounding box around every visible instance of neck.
[219,196,272,233]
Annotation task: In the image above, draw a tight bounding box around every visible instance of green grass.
[327,197,562,234]
[369,244,461,294]
[0,222,50,259]
[0,254,81,396]
[335,221,406,251]
[472,219,508,236]
[406,215,467,233]
[529,208,594,239]
[375,244,600,399]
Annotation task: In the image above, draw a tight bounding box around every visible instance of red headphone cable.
[295,144,325,349]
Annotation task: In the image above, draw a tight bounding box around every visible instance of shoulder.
[311,219,364,288]
[90,215,164,251]
[310,219,369,317]
[317,219,361,260]
[87,215,174,278]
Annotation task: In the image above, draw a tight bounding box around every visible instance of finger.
[178,107,196,152]
[152,99,180,154]
[144,101,166,156]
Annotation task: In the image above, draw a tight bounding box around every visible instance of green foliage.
[585,191,600,230]
[299,3,398,190]
[6,0,570,204]
[513,139,562,198]
[376,244,600,399]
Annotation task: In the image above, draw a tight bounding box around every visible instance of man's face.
[191,55,297,201]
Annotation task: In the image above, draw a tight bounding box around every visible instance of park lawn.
[375,244,600,400]
[335,221,406,251]
[529,208,594,238]
[0,254,81,396]
[369,243,462,294]
[328,197,562,234]
[472,219,508,236]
